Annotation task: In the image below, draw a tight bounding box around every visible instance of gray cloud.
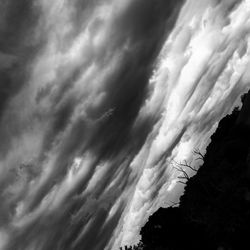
[0,0,250,250]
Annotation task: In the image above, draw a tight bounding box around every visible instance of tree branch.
[193,148,205,161]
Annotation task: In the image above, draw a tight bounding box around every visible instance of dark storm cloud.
[0,0,43,159]
[2,0,185,246]
[1,0,250,250]
[0,0,40,52]
[0,2,44,232]
[86,0,185,158]
[31,0,185,167]
[24,0,186,205]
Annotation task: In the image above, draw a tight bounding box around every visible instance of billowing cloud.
[0,0,250,249]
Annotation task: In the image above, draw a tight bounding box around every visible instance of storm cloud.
[0,0,250,249]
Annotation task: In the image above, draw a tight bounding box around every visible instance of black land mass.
[121,91,250,250]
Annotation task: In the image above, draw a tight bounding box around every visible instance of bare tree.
[193,148,205,161]
[172,160,198,185]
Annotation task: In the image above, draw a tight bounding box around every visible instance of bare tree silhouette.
[193,148,205,161]
[172,159,197,184]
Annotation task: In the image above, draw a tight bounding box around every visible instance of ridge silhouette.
[122,90,250,250]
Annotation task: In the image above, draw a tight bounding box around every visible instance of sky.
[0,0,250,249]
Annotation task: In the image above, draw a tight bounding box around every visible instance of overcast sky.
[0,0,250,249]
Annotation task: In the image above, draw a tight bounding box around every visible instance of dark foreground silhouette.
[121,91,250,250]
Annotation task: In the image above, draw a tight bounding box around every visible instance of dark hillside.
[123,91,250,250]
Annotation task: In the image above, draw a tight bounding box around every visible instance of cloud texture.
[0,0,250,249]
